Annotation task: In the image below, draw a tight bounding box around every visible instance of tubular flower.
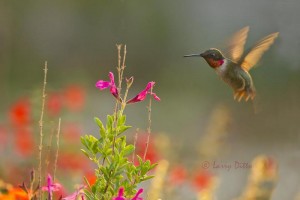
[113,187,144,200]
[131,188,143,200]
[127,82,160,104]
[113,187,126,200]
[95,72,119,100]
[42,174,62,199]
[62,185,85,200]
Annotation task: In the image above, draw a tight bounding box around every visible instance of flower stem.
[143,87,153,160]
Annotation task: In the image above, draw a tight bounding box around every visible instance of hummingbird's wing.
[240,32,279,71]
[226,26,249,63]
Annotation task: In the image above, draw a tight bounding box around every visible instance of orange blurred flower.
[0,187,28,200]
[47,92,63,116]
[62,123,81,143]
[169,165,187,185]
[192,170,214,191]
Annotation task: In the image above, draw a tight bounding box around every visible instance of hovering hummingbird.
[184,27,279,102]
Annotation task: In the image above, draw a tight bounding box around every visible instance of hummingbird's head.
[184,48,225,68]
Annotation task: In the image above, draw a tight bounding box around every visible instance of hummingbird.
[184,27,279,102]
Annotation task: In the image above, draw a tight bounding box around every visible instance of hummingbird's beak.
[183,53,202,58]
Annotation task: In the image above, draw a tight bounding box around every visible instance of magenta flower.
[131,188,143,200]
[42,174,62,200]
[127,82,160,104]
[62,185,85,200]
[95,72,119,100]
[113,187,126,200]
[113,187,144,200]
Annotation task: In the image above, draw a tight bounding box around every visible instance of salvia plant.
[81,45,160,200]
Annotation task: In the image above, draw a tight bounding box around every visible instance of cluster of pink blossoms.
[95,72,160,104]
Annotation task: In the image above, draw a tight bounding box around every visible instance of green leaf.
[141,175,155,181]
[149,163,158,171]
[106,115,114,132]
[94,117,106,138]
[117,114,126,126]
[91,140,99,154]
[81,149,90,159]
[137,155,143,166]
[122,145,135,156]
[117,125,132,135]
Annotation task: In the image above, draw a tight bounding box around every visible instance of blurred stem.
[38,61,48,200]
[53,118,61,182]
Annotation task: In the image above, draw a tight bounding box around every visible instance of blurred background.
[0,0,300,199]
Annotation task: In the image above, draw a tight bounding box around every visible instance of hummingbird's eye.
[211,53,216,57]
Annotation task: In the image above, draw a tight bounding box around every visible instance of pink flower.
[42,174,62,200]
[95,72,119,100]
[113,187,126,200]
[62,185,85,200]
[131,188,143,200]
[127,82,160,104]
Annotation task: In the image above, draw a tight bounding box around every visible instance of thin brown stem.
[116,44,122,92]
[119,45,127,89]
[38,61,48,199]
[53,118,61,182]
[143,87,153,161]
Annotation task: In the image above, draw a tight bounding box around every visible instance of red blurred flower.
[9,98,31,127]
[169,165,187,185]
[84,171,96,186]
[192,170,214,191]
[134,133,158,164]
[127,82,160,104]
[58,153,89,171]
[47,92,63,116]
[0,125,8,151]
[64,85,85,111]
[15,128,35,156]
[95,72,120,100]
